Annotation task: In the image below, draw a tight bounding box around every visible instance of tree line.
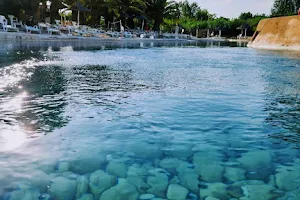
[271,0,300,16]
[0,0,299,37]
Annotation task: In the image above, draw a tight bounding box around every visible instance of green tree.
[271,0,295,16]
[294,0,300,10]
[195,9,211,21]
[104,0,146,28]
[239,12,253,20]
[181,0,198,18]
[146,0,177,30]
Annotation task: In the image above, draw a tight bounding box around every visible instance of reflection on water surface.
[0,40,299,200]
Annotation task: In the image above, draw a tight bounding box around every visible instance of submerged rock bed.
[3,147,300,200]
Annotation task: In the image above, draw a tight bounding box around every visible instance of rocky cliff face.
[248,15,300,50]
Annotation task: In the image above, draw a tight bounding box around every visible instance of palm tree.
[146,0,178,31]
[83,0,107,26]
[104,0,146,29]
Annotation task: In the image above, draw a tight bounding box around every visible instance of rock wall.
[248,15,300,50]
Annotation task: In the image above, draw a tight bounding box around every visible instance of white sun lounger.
[38,23,61,35]
[8,15,23,28]
[0,15,19,32]
[25,25,41,34]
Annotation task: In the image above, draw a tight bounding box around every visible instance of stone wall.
[248,15,300,50]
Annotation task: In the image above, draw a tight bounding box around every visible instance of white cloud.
[178,0,274,18]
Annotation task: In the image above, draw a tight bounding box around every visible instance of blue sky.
[186,0,274,18]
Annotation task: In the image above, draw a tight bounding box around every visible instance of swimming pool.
[0,40,299,200]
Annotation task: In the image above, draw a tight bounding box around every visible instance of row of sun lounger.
[0,14,147,38]
[0,14,187,39]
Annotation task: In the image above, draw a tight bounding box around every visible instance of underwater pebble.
[237,150,272,171]
[40,193,51,200]
[169,176,180,184]
[77,193,94,200]
[276,187,300,200]
[159,158,185,173]
[199,182,229,200]
[70,154,106,175]
[106,161,127,178]
[186,192,198,200]
[127,164,148,177]
[48,176,77,200]
[100,178,139,200]
[127,176,150,193]
[76,175,89,199]
[57,161,69,173]
[224,167,246,182]
[232,180,265,187]
[227,185,244,198]
[169,144,193,160]
[193,151,224,182]
[240,184,282,200]
[106,154,113,161]
[148,168,169,175]
[9,189,40,200]
[167,184,189,200]
[147,169,169,198]
[267,175,276,187]
[89,170,117,200]
[275,161,300,191]
[139,193,156,199]
[205,196,220,200]
[62,171,79,180]
[177,167,199,194]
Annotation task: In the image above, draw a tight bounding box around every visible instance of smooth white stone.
[106,161,127,178]
[224,167,246,182]
[127,176,150,193]
[100,178,139,200]
[127,164,148,177]
[147,169,169,198]
[76,175,89,199]
[240,184,278,200]
[70,154,106,175]
[166,184,189,200]
[9,189,40,200]
[48,176,77,200]
[237,150,272,171]
[139,193,155,199]
[57,161,69,173]
[275,160,300,191]
[199,182,229,200]
[193,151,224,182]
[89,170,117,200]
[205,197,220,200]
[77,193,94,200]
[159,158,185,172]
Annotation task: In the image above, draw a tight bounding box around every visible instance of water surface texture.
[0,40,299,200]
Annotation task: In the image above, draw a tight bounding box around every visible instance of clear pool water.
[0,40,299,200]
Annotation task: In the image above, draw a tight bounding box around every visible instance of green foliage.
[295,0,300,9]
[271,0,296,16]
[195,9,211,21]
[239,12,253,20]
[247,14,267,30]
[0,0,268,35]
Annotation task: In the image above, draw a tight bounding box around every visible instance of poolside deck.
[0,31,198,42]
[0,31,118,41]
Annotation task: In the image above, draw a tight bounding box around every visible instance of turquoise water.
[0,40,299,200]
